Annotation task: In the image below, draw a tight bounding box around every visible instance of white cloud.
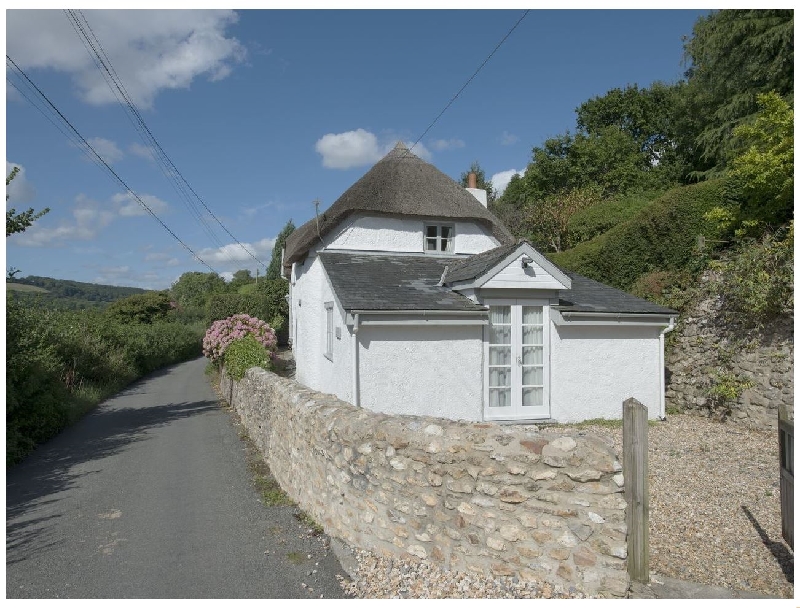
[315,129,382,169]
[129,142,157,162]
[197,237,276,265]
[430,138,465,151]
[88,137,124,164]
[112,192,169,217]
[220,271,234,282]
[12,194,114,246]
[491,168,525,197]
[500,131,519,146]
[145,252,180,266]
[5,161,36,204]
[315,129,433,169]
[6,10,246,109]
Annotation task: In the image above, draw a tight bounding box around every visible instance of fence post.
[623,397,649,583]
[779,404,793,549]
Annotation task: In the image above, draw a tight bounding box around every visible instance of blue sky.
[5,9,709,289]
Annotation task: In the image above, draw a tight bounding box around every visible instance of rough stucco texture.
[550,325,663,422]
[220,368,630,597]
[325,214,498,254]
[359,324,484,421]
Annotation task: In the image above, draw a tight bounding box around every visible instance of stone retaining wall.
[665,295,793,429]
[220,368,629,597]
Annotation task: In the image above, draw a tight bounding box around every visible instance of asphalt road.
[6,357,349,599]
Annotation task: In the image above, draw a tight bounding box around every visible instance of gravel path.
[337,414,793,599]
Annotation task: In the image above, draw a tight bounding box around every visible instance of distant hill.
[6,276,150,310]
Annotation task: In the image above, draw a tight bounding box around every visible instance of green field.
[6,282,49,294]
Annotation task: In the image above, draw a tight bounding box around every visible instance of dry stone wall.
[665,295,793,429]
[220,368,630,597]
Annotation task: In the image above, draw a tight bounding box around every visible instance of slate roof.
[556,272,677,315]
[440,240,520,284]
[319,252,485,312]
[284,142,515,268]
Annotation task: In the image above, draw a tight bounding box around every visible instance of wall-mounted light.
[521,255,533,269]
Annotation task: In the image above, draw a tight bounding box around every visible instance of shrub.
[710,222,793,327]
[203,314,277,367]
[566,189,663,247]
[550,179,729,290]
[105,291,174,324]
[224,334,273,380]
[207,280,290,345]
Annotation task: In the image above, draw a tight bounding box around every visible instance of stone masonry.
[665,294,793,429]
[220,368,630,597]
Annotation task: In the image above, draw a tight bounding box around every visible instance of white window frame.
[423,223,455,253]
[483,298,551,421]
[324,301,334,361]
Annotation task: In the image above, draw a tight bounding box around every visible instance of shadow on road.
[6,393,218,563]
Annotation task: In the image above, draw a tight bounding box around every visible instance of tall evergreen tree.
[265,220,295,280]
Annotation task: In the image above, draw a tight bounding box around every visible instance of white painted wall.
[481,254,569,290]
[549,323,663,422]
[291,254,352,403]
[358,324,484,421]
[325,213,499,255]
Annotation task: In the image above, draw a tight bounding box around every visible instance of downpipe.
[659,317,676,420]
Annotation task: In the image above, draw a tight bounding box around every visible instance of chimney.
[465,171,488,207]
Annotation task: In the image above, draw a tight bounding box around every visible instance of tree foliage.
[105,291,174,325]
[170,271,227,308]
[682,9,794,174]
[265,220,295,280]
[6,166,50,237]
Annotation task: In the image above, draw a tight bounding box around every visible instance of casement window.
[424,224,454,253]
[324,302,334,360]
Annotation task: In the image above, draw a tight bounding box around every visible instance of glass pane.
[490,306,511,325]
[426,225,439,238]
[489,367,511,387]
[440,226,452,239]
[425,238,437,251]
[522,387,543,407]
[522,326,543,345]
[522,306,543,325]
[440,238,448,252]
[442,237,453,252]
[489,388,511,408]
[489,346,511,365]
[489,326,510,345]
[522,346,543,365]
[522,366,543,386]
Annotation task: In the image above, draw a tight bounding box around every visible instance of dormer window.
[425,224,454,253]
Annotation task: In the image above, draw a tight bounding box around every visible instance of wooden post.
[623,397,649,583]
[779,405,793,549]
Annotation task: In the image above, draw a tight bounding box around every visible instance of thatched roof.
[284,142,514,267]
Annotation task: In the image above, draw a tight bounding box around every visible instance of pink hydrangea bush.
[203,314,278,367]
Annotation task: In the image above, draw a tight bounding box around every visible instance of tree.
[170,271,227,308]
[105,291,174,324]
[729,92,793,224]
[228,269,254,292]
[459,161,496,205]
[521,187,602,252]
[6,166,50,237]
[682,9,794,174]
[265,220,295,280]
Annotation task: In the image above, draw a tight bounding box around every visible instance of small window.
[424,224,454,253]
[324,302,334,360]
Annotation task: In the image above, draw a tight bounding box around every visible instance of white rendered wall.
[549,323,663,422]
[291,255,352,403]
[324,214,499,255]
[358,324,484,421]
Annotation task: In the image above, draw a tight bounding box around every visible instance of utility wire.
[405,10,530,158]
[6,54,219,274]
[65,9,268,270]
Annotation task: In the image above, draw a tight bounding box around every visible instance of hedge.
[206,279,290,345]
[550,179,729,290]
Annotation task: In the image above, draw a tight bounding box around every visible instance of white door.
[485,301,550,420]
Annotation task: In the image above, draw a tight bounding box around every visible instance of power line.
[6,54,219,274]
[64,9,268,271]
[406,10,530,157]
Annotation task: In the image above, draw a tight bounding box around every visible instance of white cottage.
[283,142,677,423]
